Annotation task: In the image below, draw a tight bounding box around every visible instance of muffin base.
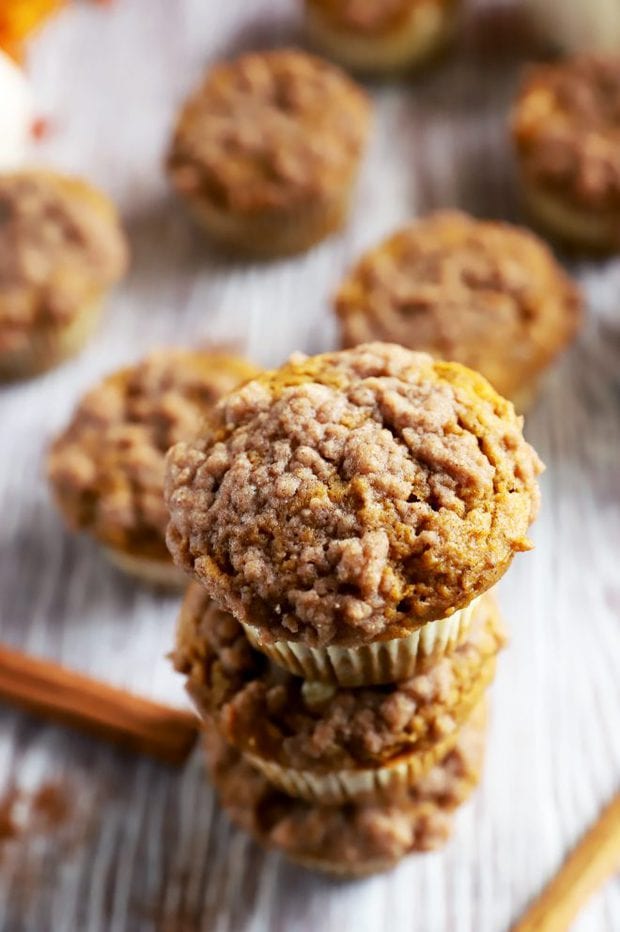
[0,297,102,381]
[241,596,479,687]
[305,1,457,75]
[186,187,353,259]
[522,179,620,254]
[243,658,495,804]
[104,546,188,589]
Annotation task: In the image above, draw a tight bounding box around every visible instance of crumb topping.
[205,701,486,869]
[0,171,127,352]
[174,585,504,771]
[166,342,542,644]
[512,56,620,209]
[336,212,582,400]
[48,350,259,560]
[167,49,371,213]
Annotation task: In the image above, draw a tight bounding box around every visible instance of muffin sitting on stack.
[166,342,542,875]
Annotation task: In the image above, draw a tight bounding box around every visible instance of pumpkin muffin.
[512,55,620,252]
[0,170,128,380]
[174,584,504,804]
[166,49,371,258]
[48,349,259,588]
[335,211,582,410]
[304,0,459,75]
[166,342,541,683]
[204,700,487,876]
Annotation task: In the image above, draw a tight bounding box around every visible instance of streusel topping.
[0,171,127,351]
[513,56,620,209]
[174,585,504,771]
[167,49,371,213]
[336,211,582,400]
[166,342,542,644]
[48,350,259,560]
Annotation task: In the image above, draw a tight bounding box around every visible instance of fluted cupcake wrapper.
[242,596,480,688]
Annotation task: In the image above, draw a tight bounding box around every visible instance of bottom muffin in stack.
[173,586,505,876]
[204,702,487,877]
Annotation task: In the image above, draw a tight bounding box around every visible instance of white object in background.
[525,0,620,53]
[0,50,33,170]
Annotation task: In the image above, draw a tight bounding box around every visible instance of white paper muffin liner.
[242,596,480,687]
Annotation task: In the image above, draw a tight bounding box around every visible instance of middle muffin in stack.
[166,342,542,872]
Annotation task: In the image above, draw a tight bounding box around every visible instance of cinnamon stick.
[0,644,199,765]
[513,791,620,932]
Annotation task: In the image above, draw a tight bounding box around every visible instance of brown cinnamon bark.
[0,645,199,765]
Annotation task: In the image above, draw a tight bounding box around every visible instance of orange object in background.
[0,0,65,60]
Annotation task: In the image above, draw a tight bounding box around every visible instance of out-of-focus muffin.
[512,55,620,253]
[304,0,459,75]
[335,211,582,409]
[48,349,260,588]
[0,170,128,379]
[167,49,371,258]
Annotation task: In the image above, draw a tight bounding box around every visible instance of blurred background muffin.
[167,48,371,258]
[0,169,128,379]
[304,0,459,75]
[512,56,620,253]
[48,348,260,587]
[335,211,582,409]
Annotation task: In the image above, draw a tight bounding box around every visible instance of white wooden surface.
[0,1,619,929]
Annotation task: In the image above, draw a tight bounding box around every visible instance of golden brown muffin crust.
[204,702,486,871]
[307,0,454,36]
[174,585,504,772]
[48,350,259,561]
[166,343,542,645]
[0,171,128,354]
[336,211,582,400]
[167,49,371,214]
[512,56,620,210]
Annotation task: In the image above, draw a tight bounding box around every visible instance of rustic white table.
[1,1,619,929]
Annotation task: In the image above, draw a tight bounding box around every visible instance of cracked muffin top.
[512,56,620,210]
[48,349,259,562]
[306,0,454,36]
[0,170,128,352]
[174,584,504,772]
[166,342,542,645]
[204,701,486,872]
[166,48,371,214]
[335,212,582,402]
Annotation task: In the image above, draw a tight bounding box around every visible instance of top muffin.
[512,55,620,211]
[166,48,371,215]
[0,170,127,354]
[166,343,542,646]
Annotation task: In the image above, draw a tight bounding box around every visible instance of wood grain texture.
[0,0,619,929]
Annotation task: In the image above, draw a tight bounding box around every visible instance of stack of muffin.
[166,341,542,876]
